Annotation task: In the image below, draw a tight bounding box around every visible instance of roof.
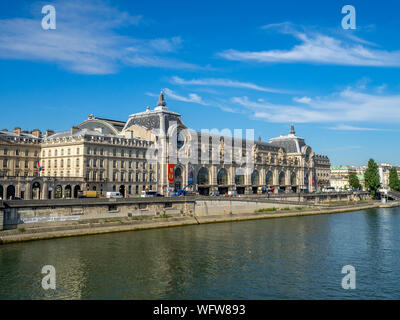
[268,125,308,154]
[0,130,42,141]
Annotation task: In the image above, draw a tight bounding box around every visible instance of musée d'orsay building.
[0,92,330,200]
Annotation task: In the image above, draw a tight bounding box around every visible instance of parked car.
[9,196,23,200]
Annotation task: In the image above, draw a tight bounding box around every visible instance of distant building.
[377,163,400,190]
[330,165,357,190]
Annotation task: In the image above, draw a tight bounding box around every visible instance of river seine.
[1,207,400,299]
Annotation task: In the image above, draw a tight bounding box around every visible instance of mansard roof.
[0,130,42,143]
[269,125,307,154]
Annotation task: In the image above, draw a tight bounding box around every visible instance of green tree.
[389,168,400,191]
[364,159,380,196]
[349,173,361,190]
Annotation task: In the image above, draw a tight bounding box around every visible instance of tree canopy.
[364,158,380,196]
[389,168,400,191]
[349,173,361,190]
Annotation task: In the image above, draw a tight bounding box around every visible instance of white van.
[106,192,123,199]
[141,190,158,198]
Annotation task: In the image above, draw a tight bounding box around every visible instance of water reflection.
[1,208,400,299]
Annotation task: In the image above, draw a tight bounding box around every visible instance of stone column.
[42,181,48,199]
[273,167,279,193]
[260,167,266,186]
[25,182,31,200]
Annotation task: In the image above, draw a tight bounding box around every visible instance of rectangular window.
[25,150,29,156]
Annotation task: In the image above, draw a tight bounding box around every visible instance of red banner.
[168,164,175,185]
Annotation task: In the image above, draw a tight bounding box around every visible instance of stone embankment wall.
[195,199,309,216]
[1,198,195,230]
[0,191,370,230]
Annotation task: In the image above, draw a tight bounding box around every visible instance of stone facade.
[0,93,330,199]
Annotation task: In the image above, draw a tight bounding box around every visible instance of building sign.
[168,163,175,185]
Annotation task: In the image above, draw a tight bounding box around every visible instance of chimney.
[14,127,21,135]
[71,126,80,134]
[45,130,55,137]
[32,129,41,138]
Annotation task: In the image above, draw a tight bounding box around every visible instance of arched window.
[266,171,273,185]
[279,172,285,186]
[291,172,297,185]
[175,167,182,179]
[251,170,259,185]
[235,173,244,185]
[217,168,228,185]
[197,167,209,185]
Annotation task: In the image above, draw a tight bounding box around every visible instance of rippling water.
[1,207,400,299]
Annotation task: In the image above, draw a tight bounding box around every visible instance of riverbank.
[1,200,398,245]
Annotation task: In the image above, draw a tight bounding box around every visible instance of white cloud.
[163,88,209,105]
[293,96,312,104]
[327,125,393,132]
[230,87,400,123]
[170,76,292,94]
[218,25,400,67]
[0,0,200,74]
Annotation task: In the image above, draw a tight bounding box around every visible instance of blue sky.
[0,0,400,166]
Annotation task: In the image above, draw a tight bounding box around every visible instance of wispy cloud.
[170,76,292,94]
[322,145,362,152]
[229,86,400,123]
[218,23,400,67]
[0,0,201,74]
[293,96,312,104]
[163,88,209,105]
[327,125,393,132]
